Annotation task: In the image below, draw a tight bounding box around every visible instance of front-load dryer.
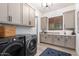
[0,35,26,56]
[25,34,37,56]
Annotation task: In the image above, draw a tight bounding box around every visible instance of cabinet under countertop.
[40,32,76,49]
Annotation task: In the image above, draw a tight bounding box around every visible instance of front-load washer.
[25,34,37,56]
[0,35,26,56]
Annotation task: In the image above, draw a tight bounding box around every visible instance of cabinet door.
[29,7,35,26]
[65,36,76,49]
[41,17,47,31]
[59,35,64,46]
[0,3,8,22]
[54,35,64,46]
[8,3,22,24]
[64,10,75,29]
[40,33,47,43]
[46,35,54,44]
[23,4,30,25]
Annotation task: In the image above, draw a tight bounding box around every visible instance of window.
[48,16,63,30]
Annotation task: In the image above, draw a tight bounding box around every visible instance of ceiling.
[30,3,75,13]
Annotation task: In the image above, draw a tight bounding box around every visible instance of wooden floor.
[35,43,77,56]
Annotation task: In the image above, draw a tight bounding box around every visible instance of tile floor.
[35,43,77,56]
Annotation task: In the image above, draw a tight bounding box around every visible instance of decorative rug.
[40,48,71,56]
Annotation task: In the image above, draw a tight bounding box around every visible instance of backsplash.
[16,26,36,35]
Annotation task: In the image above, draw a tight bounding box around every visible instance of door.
[23,3,30,25]
[8,3,22,24]
[29,7,35,26]
[0,3,8,22]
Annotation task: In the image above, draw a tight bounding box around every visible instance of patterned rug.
[40,48,71,56]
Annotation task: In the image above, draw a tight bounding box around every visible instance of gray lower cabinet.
[40,33,47,43]
[54,35,64,46]
[40,33,76,49]
[64,36,76,49]
[40,33,54,44]
[46,35,54,44]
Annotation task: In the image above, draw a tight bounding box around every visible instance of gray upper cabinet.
[40,33,54,44]
[23,3,35,26]
[0,4,8,23]
[23,4,30,25]
[0,3,22,24]
[29,7,35,26]
[63,10,75,29]
[8,3,22,24]
[0,3,35,26]
[46,35,54,44]
[41,17,48,31]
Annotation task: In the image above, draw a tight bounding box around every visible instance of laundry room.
[0,0,79,58]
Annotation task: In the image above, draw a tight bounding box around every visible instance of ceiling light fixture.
[41,0,52,8]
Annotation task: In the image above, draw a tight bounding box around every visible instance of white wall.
[42,5,75,35]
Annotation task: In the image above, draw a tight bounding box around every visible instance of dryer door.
[27,38,37,53]
[1,41,24,56]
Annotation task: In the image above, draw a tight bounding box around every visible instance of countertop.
[41,32,76,36]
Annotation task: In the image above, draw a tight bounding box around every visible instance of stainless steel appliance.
[0,35,26,56]
[25,34,37,56]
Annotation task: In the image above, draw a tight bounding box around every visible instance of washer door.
[1,41,24,56]
[27,38,37,53]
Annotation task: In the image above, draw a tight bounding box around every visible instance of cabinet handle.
[10,16,12,22]
[8,16,12,22]
[8,16,10,21]
[29,21,31,25]
[45,37,47,39]
[57,38,60,40]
